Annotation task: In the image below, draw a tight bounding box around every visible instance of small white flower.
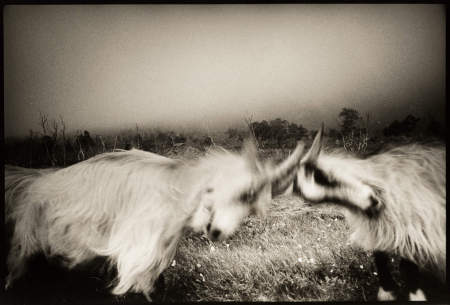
[210,246,215,252]
[327,223,331,227]
[360,265,364,269]
[197,263,201,268]
[298,258,302,263]
[171,260,176,267]
[373,272,378,276]
[391,258,394,262]
[297,244,302,249]
[199,273,205,282]
[330,269,333,273]
[317,238,321,241]
[310,258,315,264]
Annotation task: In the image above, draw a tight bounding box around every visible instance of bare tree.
[97,135,106,153]
[243,112,259,148]
[338,110,370,154]
[39,112,58,166]
[135,124,142,149]
[39,111,49,135]
[113,136,118,151]
[59,116,67,166]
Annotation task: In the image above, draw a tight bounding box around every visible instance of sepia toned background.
[4,4,445,138]
[3,4,446,303]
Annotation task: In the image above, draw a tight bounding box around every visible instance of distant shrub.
[249,118,309,149]
[383,115,420,137]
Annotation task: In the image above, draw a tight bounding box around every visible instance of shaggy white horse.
[284,125,446,301]
[5,140,304,300]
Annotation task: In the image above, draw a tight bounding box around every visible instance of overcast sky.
[4,4,445,137]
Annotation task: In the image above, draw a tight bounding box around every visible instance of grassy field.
[139,195,385,302]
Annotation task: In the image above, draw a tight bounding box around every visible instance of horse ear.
[303,123,324,163]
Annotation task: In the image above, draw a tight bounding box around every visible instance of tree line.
[5,108,445,168]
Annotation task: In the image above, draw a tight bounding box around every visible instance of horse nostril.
[206,223,211,232]
[211,229,221,240]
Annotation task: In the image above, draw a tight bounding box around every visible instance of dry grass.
[150,196,381,302]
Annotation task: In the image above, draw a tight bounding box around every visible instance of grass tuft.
[155,196,381,301]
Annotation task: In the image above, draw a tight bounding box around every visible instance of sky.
[4,4,446,138]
